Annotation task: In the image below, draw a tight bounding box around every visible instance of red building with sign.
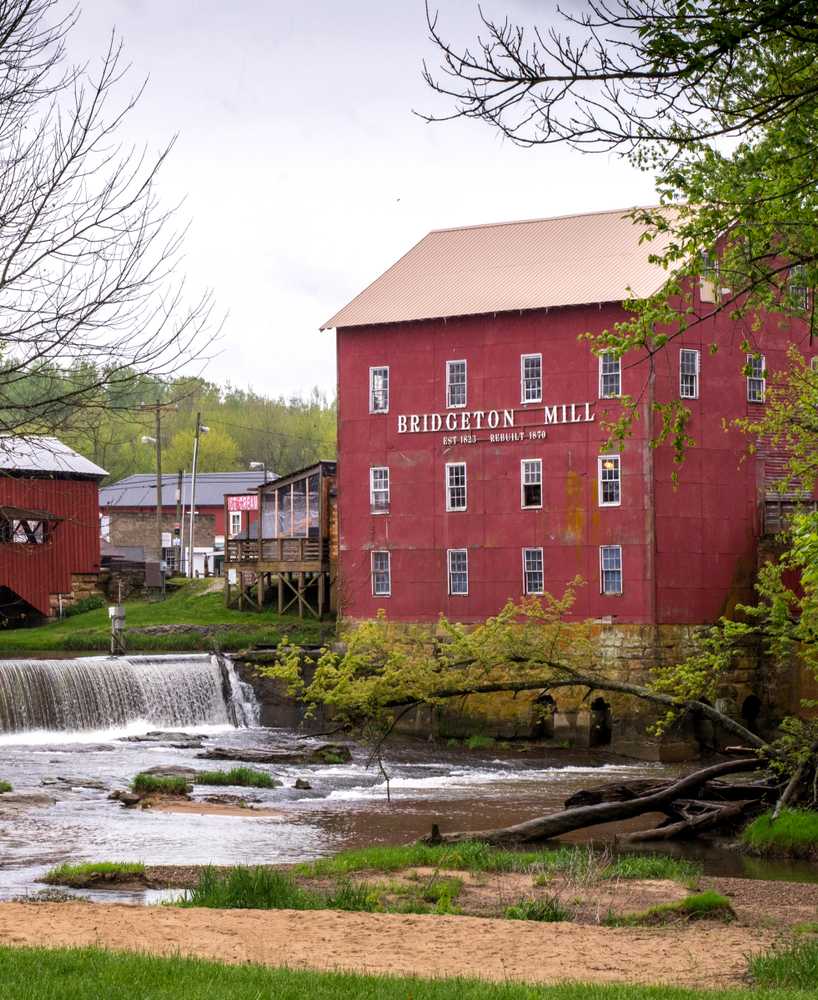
[322,208,812,626]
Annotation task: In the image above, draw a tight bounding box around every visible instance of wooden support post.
[298,572,305,619]
[259,572,265,609]
[278,573,283,613]
[318,572,325,620]
[225,577,230,608]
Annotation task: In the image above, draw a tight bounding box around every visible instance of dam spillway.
[0,653,259,734]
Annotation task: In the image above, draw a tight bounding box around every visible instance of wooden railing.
[226,537,329,564]
[763,499,818,534]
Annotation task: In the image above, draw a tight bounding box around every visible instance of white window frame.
[447,548,469,595]
[446,462,467,511]
[370,467,390,514]
[369,366,389,413]
[446,359,467,409]
[700,251,718,304]
[597,455,621,507]
[811,356,818,374]
[679,348,700,399]
[229,511,242,537]
[521,354,542,403]
[747,353,766,403]
[600,545,623,595]
[371,550,391,597]
[790,266,809,311]
[521,459,543,509]
[599,353,621,398]
[523,547,544,595]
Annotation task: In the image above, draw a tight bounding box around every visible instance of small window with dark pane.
[521,460,542,508]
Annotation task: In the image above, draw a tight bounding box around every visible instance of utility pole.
[188,413,209,577]
[140,400,178,564]
[175,469,183,574]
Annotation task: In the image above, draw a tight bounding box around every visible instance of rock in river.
[196,743,352,765]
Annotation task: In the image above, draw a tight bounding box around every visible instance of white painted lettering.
[561,405,567,424]
[503,409,514,428]
[461,412,471,431]
[398,415,407,433]
[571,404,581,423]
[431,413,442,431]
[488,410,499,429]
[544,406,558,424]
[422,414,428,432]
[585,402,595,422]
[472,411,484,429]
[445,413,457,431]
[410,414,420,432]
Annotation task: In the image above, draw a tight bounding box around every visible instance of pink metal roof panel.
[321,207,673,330]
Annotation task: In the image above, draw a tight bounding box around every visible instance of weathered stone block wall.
[109,512,215,549]
[47,571,108,620]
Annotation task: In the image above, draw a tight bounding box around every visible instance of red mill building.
[321,209,817,754]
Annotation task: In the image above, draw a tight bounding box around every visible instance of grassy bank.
[42,862,147,888]
[0,945,814,999]
[0,579,334,653]
[194,766,278,788]
[743,807,818,859]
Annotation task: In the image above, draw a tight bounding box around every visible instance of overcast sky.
[64,0,657,400]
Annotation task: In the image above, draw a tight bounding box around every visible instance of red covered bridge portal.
[0,437,107,625]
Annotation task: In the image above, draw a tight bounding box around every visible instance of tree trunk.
[418,758,762,845]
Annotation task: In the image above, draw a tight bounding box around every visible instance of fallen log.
[417,758,763,845]
[564,778,673,808]
[616,799,757,843]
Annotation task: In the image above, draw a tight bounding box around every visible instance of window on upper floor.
[447,360,467,408]
[446,462,467,511]
[521,459,542,508]
[790,266,809,311]
[371,550,391,596]
[370,367,389,413]
[680,349,699,399]
[600,545,622,595]
[448,549,468,595]
[521,354,542,403]
[599,353,621,398]
[229,511,242,537]
[370,467,390,514]
[598,455,620,506]
[700,251,718,304]
[747,353,766,403]
[523,548,544,595]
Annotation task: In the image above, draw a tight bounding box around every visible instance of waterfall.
[0,653,259,734]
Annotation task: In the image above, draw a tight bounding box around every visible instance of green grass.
[504,895,571,922]
[743,807,818,858]
[293,843,702,886]
[194,766,278,788]
[750,936,818,989]
[131,774,190,795]
[466,733,496,749]
[1,945,814,1000]
[0,780,12,793]
[42,861,146,887]
[0,578,333,652]
[604,892,734,927]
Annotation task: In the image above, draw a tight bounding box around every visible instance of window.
[523,548,544,594]
[679,349,699,399]
[370,467,390,514]
[446,462,467,510]
[448,549,468,595]
[521,459,542,508]
[229,511,242,537]
[371,551,391,596]
[599,353,621,398]
[600,546,622,595]
[812,356,818,374]
[700,251,718,304]
[370,367,389,413]
[747,353,766,403]
[598,455,620,506]
[790,266,809,311]
[447,360,467,408]
[521,354,542,403]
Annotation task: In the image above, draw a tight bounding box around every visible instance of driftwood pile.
[420,758,780,846]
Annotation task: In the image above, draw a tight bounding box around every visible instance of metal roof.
[99,471,277,510]
[321,207,675,329]
[0,436,108,479]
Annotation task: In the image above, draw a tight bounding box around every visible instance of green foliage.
[0,780,12,794]
[504,896,570,922]
[43,861,146,886]
[466,734,496,749]
[193,766,277,788]
[605,892,734,926]
[743,808,818,857]
[63,594,107,618]
[131,774,190,796]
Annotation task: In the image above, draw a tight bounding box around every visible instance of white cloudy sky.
[63,0,657,400]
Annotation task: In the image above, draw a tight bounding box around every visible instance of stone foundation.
[48,572,107,620]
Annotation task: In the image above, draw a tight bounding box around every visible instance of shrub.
[0,780,12,793]
[466,733,495,749]
[131,774,190,796]
[63,594,107,618]
[194,766,278,788]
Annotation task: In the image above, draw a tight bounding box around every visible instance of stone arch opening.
[535,693,556,738]
[693,697,715,749]
[741,695,762,734]
[589,696,612,746]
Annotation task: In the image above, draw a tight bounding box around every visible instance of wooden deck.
[223,537,332,619]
